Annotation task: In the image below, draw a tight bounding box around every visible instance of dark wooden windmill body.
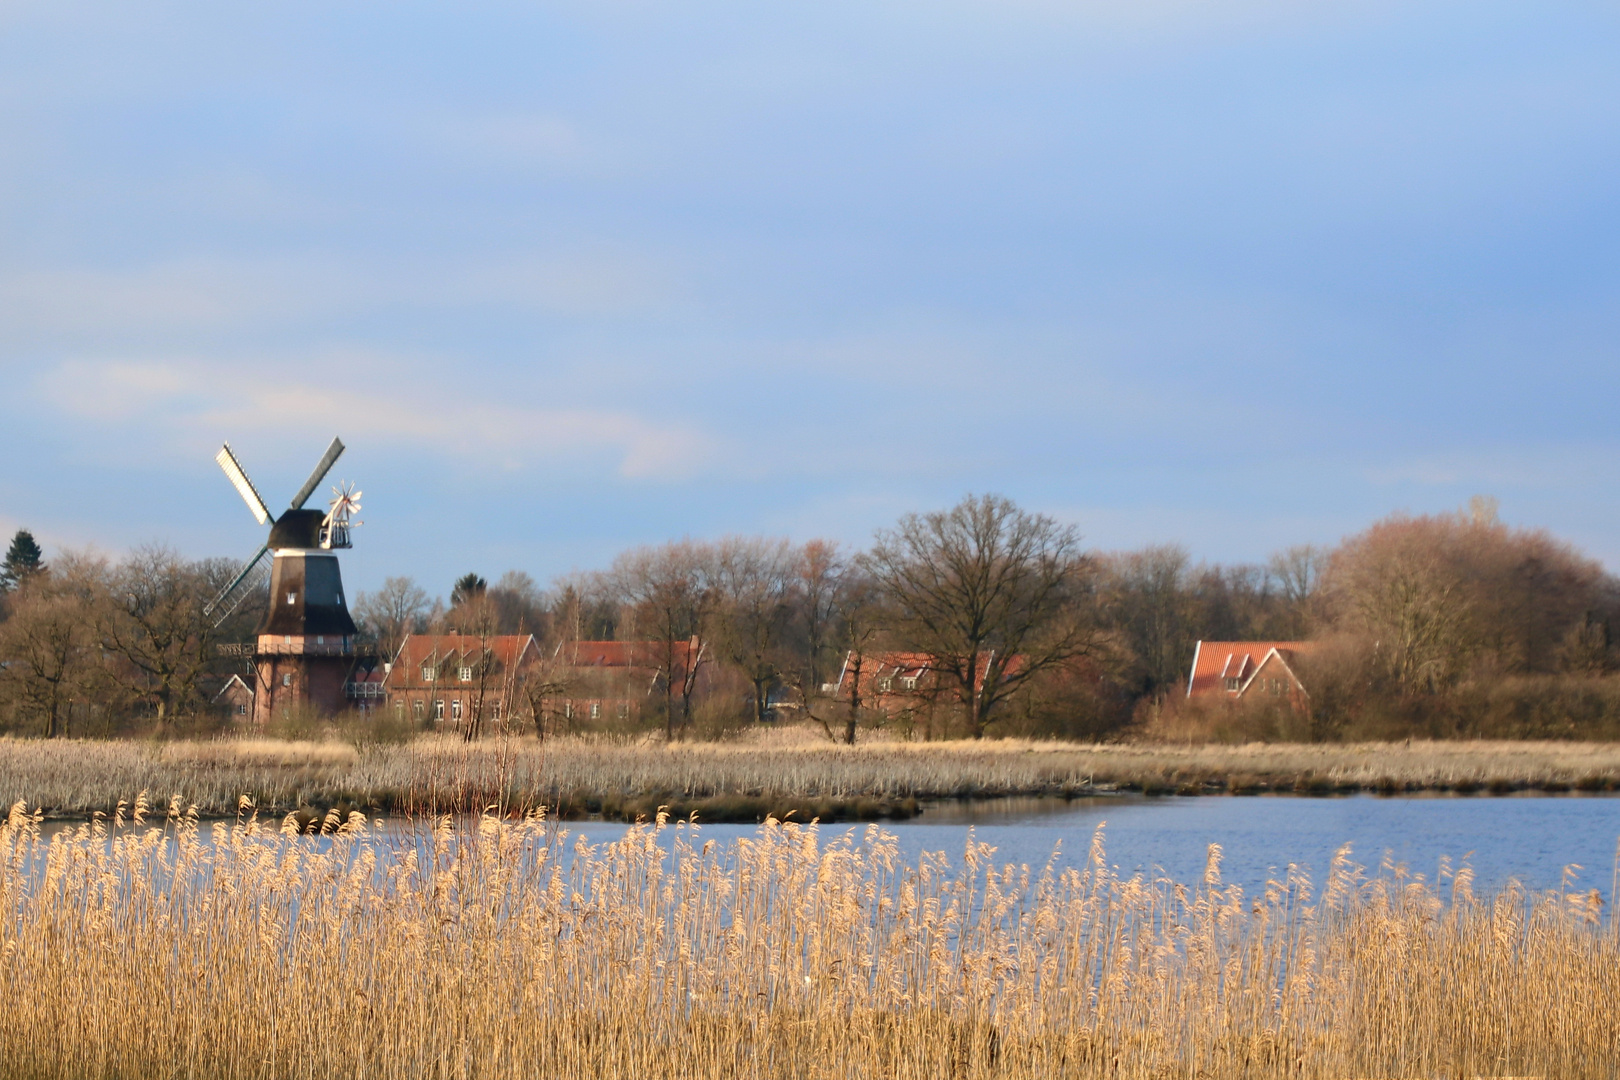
[207,439,365,723]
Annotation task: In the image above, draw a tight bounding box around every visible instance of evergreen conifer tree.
[451,573,487,607]
[0,529,44,592]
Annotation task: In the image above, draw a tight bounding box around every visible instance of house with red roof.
[827,650,1021,713]
[548,637,706,724]
[1186,641,1313,702]
[384,633,541,727]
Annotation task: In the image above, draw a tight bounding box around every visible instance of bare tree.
[607,540,715,739]
[490,570,547,636]
[797,540,843,696]
[712,537,798,725]
[1098,544,1192,693]
[97,546,222,721]
[0,570,95,736]
[863,494,1096,739]
[1268,544,1325,637]
[805,564,887,745]
[1326,507,1609,692]
[352,576,429,664]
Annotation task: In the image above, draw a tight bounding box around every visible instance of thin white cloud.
[37,356,720,482]
[1366,447,1620,491]
[0,248,679,341]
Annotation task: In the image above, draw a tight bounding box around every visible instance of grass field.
[2,799,1616,1078]
[7,728,1620,821]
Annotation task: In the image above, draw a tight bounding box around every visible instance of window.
[395,701,405,715]
[901,676,918,691]
[282,674,292,687]
[413,700,424,718]
[617,702,629,719]
[316,635,324,645]
[491,702,501,721]
[451,699,463,722]
[458,666,473,682]
[563,702,573,719]
[286,592,296,605]
[434,700,444,720]
[589,702,601,720]
[1224,677,1241,692]
[422,665,435,682]
[284,636,292,645]
[236,704,247,716]
[877,677,893,693]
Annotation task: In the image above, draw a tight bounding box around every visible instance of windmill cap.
[268,509,326,550]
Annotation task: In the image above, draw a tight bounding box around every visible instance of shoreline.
[10,730,1620,823]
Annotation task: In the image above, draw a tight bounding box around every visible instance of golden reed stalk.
[1,797,1616,1079]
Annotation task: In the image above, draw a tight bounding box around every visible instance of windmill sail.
[205,544,272,626]
[216,444,272,525]
[288,437,345,511]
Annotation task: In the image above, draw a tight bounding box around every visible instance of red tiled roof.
[555,640,700,670]
[834,651,1017,696]
[388,634,539,688]
[1186,641,1312,696]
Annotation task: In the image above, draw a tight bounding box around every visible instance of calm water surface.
[35,795,1620,900]
[563,794,1620,898]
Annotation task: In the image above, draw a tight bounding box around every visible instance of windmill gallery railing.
[217,638,358,658]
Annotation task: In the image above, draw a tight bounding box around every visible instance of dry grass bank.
[2,803,1616,1078]
[7,729,1620,821]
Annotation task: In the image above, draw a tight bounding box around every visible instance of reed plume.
[2,799,1617,1078]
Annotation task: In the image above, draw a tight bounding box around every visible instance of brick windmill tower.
[206,437,364,723]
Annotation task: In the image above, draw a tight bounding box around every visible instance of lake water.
[560,794,1620,899]
[35,794,1620,901]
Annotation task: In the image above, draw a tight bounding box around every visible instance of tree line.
[355,493,1620,742]
[0,533,266,736]
[3,492,1617,741]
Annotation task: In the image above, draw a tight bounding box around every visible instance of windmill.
[209,437,364,723]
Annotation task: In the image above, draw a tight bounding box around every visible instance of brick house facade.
[383,633,540,728]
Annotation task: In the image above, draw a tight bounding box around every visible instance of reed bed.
[3,799,1618,1078]
[7,731,1620,821]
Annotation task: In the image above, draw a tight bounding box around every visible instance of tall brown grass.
[1,799,1616,1078]
[8,730,1620,819]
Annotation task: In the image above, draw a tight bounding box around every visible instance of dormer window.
[1225,677,1241,691]
[877,677,894,693]
[458,667,473,682]
[422,665,435,682]
[901,676,918,691]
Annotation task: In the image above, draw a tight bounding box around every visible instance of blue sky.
[2,1,1618,596]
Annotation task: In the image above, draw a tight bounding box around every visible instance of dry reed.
[2,798,1617,1078]
[7,731,1620,820]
